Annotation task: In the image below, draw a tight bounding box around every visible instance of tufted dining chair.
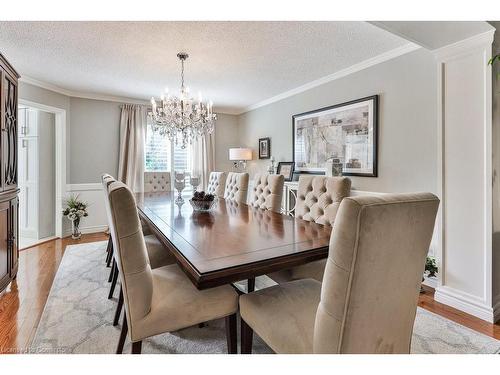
[206,171,227,197]
[223,172,249,204]
[101,174,177,327]
[106,180,239,354]
[268,175,351,283]
[240,193,440,354]
[144,172,171,192]
[248,174,284,213]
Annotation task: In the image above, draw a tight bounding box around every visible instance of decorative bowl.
[189,198,217,212]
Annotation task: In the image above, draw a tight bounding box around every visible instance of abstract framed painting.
[292,95,378,177]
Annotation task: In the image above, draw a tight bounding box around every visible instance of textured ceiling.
[0,21,409,113]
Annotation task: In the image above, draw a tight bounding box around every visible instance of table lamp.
[229,148,252,170]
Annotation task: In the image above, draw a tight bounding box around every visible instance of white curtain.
[192,131,216,190]
[118,104,147,192]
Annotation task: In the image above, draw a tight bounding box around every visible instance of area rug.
[30,241,500,354]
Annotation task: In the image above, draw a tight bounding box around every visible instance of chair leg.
[225,313,237,354]
[108,259,115,282]
[131,341,142,354]
[116,313,128,354]
[108,263,119,299]
[106,239,113,267]
[105,237,113,266]
[113,286,124,326]
[247,278,255,293]
[241,317,253,354]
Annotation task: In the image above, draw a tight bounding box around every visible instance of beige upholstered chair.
[206,171,227,197]
[248,174,285,213]
[102,174,176,326]
[240,193,440,354]
[144,172,171,192]
[268,175,351,283]
[223,172,249,204]
[106,180,239,354]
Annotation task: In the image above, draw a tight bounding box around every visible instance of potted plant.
[62,194,89,239]
[421,256,438,293]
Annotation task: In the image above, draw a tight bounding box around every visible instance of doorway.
[17,105,57,249]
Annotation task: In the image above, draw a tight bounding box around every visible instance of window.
[145,122,193,191]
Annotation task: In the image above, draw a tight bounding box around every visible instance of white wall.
[215,113,239,171]
[69,98,121,183]
[238,48,438,194]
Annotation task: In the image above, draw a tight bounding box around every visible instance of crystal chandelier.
[149,52,216,149]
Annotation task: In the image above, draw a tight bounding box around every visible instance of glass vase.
[71,218,82,240]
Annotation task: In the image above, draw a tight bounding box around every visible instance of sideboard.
[0,53,20,295]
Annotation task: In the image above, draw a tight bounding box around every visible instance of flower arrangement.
[62,194,89,239]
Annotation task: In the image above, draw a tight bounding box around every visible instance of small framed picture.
[259,137,271,159]
[277,162,295,182]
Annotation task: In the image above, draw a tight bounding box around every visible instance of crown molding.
[19,75,238,114]
[19,75,150,105]
[432,30,495,61]
[240,42,421,114]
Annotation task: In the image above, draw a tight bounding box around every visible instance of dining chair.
[206,171,227,197]
[144,171,171,192]
[248,173,284,213]
[240,193,440,354]
[101,174,176,326]
[106,180,239,354]
[223,172,249,204]
[268,175,351,283]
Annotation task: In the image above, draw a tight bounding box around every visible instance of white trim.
[62,224,108,237]
[433,30,495,61]
[433,34,495,322]
[422,276,438,289]
[20,75,150,106]
[19,98,66,239]
[435,286,495,323]
[66,183,102,192]
[241,43,421,114]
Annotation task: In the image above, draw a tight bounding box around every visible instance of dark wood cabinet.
[0,53,19,294]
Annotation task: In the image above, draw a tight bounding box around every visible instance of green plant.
[488,54,500,67]
[425,256,438,278]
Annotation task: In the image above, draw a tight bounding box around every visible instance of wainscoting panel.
[64,183,107,236]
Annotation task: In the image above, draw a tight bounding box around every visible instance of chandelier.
[149,52,216,149]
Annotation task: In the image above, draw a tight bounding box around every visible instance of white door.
[18,108,39,239]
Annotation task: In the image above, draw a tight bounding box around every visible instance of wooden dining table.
[135,192,332,290]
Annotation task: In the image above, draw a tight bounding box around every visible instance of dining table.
[135,191,332,290]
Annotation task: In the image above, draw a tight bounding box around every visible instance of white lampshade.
[229,148,252,161]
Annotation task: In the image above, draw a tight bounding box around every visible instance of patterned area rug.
[31,241,500,354]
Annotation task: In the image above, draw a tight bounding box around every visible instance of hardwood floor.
[0,233,108,353]
[0,233,499,353]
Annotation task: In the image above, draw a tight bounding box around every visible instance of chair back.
[223,172,249,203]
[144,172,171,192]
[249,174,284,212]
[206,171,227,197]
[105,180,153,333]
[296,175,351,226]
[313,193,439,353]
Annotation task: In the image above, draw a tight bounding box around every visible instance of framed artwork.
[259,137,271,159]
[277,162,295,182]
[292,95,378,177]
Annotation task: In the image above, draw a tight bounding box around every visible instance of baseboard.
[435,286,495,323]
[62,224,108,237]
[422,275,438,289]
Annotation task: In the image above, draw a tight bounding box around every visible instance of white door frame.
[18,99,66,238]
